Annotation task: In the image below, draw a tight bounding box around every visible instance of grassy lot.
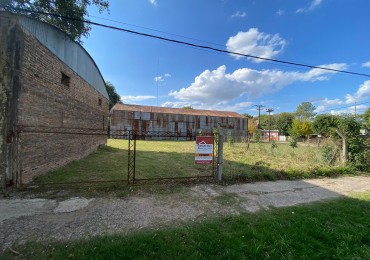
[3,191,370,259]
[34,139,354,185]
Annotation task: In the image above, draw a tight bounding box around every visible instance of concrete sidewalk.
[1,176,370,250]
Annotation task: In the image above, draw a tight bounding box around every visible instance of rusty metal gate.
[126,130,217,184]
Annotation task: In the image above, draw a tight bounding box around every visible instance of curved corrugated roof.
[1,12,108,99]
[112,104,245,118]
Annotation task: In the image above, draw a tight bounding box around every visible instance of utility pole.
[266,108,274,142]
[255,105,265,129]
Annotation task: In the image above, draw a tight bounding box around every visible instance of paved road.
[1,176,370,250]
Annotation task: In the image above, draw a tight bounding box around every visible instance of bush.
[321,143,337,164]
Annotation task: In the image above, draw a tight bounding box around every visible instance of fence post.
[217,126,224,182]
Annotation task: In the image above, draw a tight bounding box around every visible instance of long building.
[110,104,248,139]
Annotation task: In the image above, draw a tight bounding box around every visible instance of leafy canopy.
[289,119,312,138]
[105,81,120,110]
[312,114,340,137]
[276,112,295,136]
[296,102,316,120]
[363,107,370,129]
[1,0,109,43]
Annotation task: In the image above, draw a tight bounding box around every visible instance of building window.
[61,72,70,87]
[98,98,102,106]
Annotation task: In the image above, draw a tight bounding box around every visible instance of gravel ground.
[1,176,370,250]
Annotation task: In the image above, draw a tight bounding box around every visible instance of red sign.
[195,136,214,164]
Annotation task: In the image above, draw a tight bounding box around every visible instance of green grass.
[34,139,361,186]
[3,191,370,259]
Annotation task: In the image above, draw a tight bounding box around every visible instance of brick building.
[110,104,248,139]
[0,12,109,187]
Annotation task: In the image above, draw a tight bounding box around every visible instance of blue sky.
[83,0,370,116]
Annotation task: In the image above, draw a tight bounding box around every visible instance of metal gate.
[126,130,217,184]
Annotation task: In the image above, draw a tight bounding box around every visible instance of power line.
[3,6,370,78]
[88,14,226,49]
[316,101,370,114]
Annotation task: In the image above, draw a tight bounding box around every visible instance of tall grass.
[34,139,356,185]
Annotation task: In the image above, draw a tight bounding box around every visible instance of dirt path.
[1,176,370,250]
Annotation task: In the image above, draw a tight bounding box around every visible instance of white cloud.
[329,105,368,115]
[149,0,157,6]
[362,61,370,68]
[296,0,323,13]
[161,101,253,113]
[161,101,189,108]
[154,76,163,82]
[345,80,370,103]
[231,11,247,19]
[314,80,370,114]
[121,95,156,103]
[226,28,287,62]
[154,73,171,82]
[169,64,346,106]
[314,105,326,113]
[276,9,284,16]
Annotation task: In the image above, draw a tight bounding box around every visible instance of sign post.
[195,136,214,164]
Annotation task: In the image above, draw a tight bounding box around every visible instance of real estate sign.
[195,136,214,164]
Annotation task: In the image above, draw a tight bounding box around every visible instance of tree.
[312,114,340,137]
[248,118,258,136]
[183,105,193,109]
[290,119,312,141]
[276,112,295,136]
[245,118,258,149]
[257,114,278,130]
[312,114,367,169]
[105,81,120,110]
[363,107,370,129]
[296,102,316,120]
[1,0,109,42]
[242,113,253,119]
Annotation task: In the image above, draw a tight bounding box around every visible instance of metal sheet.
[18,14,108,99]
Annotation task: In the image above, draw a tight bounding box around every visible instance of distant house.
[110,104,248,139]
[261,130,279,141]
[0,12,109,187]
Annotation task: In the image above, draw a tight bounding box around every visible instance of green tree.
[276,112,295,136]
[242,113,253,119]
[363,107,370,129]
[105,81,120,110]
[183,105,193,109]
[338,115,367,169]
[312,114,340,137]
[296,102,316,120]
[257,114,278,130]
[312,114,368,169]
[290,119,312,141]
[1,0,109,42]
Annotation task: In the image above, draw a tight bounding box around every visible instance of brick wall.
[0,14,23,189]
[1,13,109,185]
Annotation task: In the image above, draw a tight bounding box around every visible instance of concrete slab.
[0,199,57,222]
[53,197,94,213]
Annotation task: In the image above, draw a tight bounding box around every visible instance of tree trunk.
[335,129,348,165]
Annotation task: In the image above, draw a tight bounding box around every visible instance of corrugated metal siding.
[110,107,248,137]
[113,104,244,118]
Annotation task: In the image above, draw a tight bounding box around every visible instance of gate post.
[217,126,224,182]
[127,130,136,184]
